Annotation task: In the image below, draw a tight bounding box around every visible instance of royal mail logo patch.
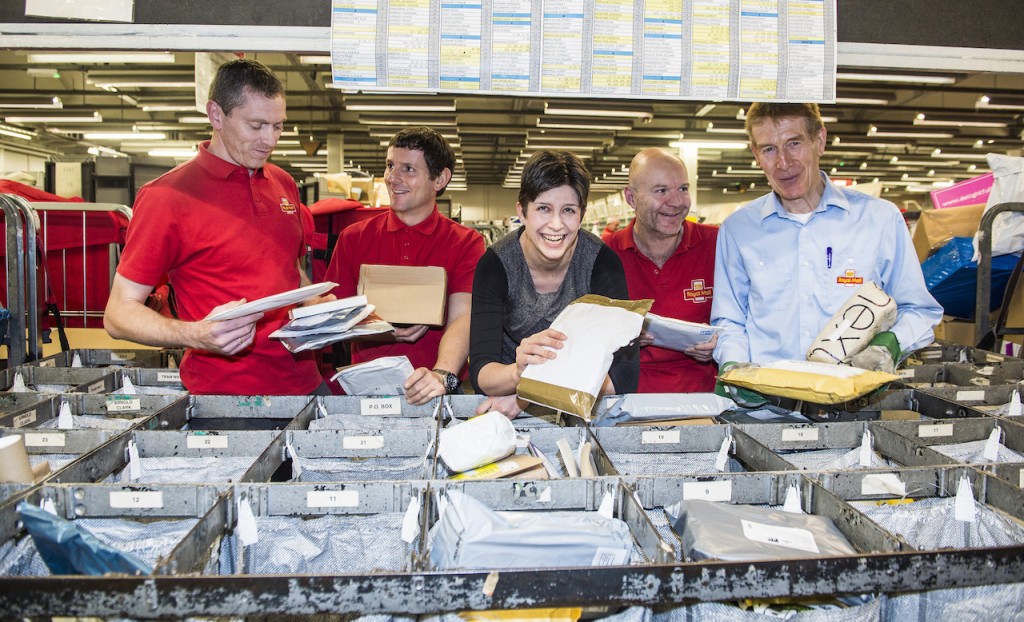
[684,279,713,303]
[836,269,864,286]
[279,198,297,214]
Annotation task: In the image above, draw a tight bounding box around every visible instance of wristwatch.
[432,368,460,394]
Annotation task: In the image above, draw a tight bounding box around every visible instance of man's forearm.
[433,312,470,373]
[105,297,197,349]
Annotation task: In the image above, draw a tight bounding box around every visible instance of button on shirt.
[711,172,943,365]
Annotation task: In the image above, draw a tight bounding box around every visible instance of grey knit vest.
[491,227,603,364]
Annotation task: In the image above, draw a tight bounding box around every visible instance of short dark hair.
[388,127,456,196]
[209,58,284,116]
[518,150,590,214]
[744,103,824,143]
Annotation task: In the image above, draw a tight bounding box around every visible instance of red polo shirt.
[117,141,321,395]
[607,219,719,393]
[324,206,485,371]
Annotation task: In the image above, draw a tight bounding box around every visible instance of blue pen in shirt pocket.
[826,246,832,270]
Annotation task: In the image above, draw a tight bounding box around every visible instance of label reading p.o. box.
[360,398,401,416]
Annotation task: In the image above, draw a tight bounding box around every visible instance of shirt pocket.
[747,255,796,313]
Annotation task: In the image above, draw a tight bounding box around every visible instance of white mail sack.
[806,282,897,365]
[438,410,517,473]
[331,355,414,396]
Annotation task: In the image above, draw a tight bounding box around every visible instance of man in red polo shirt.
[606,148,718,393]
[104,59,324,395]
[324,127,485,405]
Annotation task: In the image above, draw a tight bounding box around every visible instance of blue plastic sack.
[17,501,152,576]
[922,237,1018,320]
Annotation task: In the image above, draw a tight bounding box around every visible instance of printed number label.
[109,491,164,509]
[641,430,681,445]
[955,390,985,402]
[87,381,106,394]
[306,490,359,508]
[919,423,954,438]
[38,359,56,368]
[24,433,66,448]
[898,369,915,378]
[781,428,819,442]
[186,434,229,449]
[12,410,37,428]
[106,396,141,412]
[360,398,401,416]
[342,435,385,450]
[109,351,136,362]
[1018,468,1023,489]
[157,371,180,383]
[682,480,732,502]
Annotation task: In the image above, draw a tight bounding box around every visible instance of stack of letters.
[271,295,393,353]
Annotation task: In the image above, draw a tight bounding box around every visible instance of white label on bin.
[342,435,385,450]
[641,430,681,445]
[87,380,106,394]
[682,480,732,502]
[987,354,1005,363]
[12,411,37,428]
[591,547,628,566]
[1019,468,1023,488]
[919,423,954,438]
[187,434,229,449]
[157,371,180,383]
[781,427,819,442]
[110,491,164,509]
[110,351,136,362]
[38,359,55,368]
[106,395,141,412]
[24,432,66,448]
[360,398,401,416]
[955,390,985,402]
[898,369,915,378]
[306,490,359,508]
[741,519,819,554]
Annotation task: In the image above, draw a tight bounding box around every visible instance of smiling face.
[749,115,827,213]
[384,146,450,224]
[626,150,691,240]
[206,87,285,171]
[517,184,583,267]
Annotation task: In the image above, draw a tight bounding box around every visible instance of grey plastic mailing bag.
[665,499,856,562]
[429,490,633,569]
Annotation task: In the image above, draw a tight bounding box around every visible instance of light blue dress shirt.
[712,173,943,365]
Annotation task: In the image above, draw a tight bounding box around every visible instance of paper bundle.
[270,295,393,353]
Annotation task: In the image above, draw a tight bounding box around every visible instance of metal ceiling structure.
[0,49,1022,201]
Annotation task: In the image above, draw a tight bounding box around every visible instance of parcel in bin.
[358,264,447,326]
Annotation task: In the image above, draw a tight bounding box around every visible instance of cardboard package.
[912,203,985,263]
[357,264,447,326]
[349,177,375,204]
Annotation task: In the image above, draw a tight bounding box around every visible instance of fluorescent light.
[0,124,35,140]
[148,148,198,158]
[544,102,652,120]
[299,55,331,65]
[867,126,954,139]
[346,98,456,112]
[87,146,128,157]
[142,104,199,112]
[5,112,102,123]
[177,116,211,124]
[87,73,196,88]
[0,97,62,110]
[696,104,716,117]
[669,140,748,150]
[838,72,958,85]
[706,123,746,134]
[914,113,1007,128]
[28,52,176,64]
[536,118,633,131]
[83,131,166,140]
[976,95,1024,111]
[26,68,60,79]
[834,96,891,106]
[931,152,990,160]
[357,115,458,126]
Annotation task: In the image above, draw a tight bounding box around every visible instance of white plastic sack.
[973,153,1024,261]
[807,282,897,365]
[438,411,517,473]
[331,355,414,396]
[428,490,633,569]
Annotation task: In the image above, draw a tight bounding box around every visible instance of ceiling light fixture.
[0,124,36,140]
[87,73,196,88]
[177,116,211,124]
[543,102,652,120]
[914,113,1007,128]
[867,125,954,139]
[976,95,1024,111]
[834,96,891,106]
[148,148,198,158]
[83,131,167,140]
[142,104,199,112]
[838,71,958,85]
[299,55,332,65]
[346,98,456,112]
[0,96,62,110]
[28,52,176,64]
[536,118,633,131]
[358,115,458,126]
[669,140,748,150]
[4,112,102,124]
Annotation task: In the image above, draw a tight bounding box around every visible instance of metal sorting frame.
[896,360,1024,390]
[0,428,121,507]
[0,392,185,430]
[3,365,116,395]
[1,389,1024,616]
[911,341,1016,365]
[27,347,183,369]
[975,202,1024,346]
[1,194,39,365]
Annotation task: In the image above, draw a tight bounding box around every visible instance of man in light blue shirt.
[711,103,942,383]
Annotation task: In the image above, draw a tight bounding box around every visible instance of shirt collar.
[195,140,265,180]
[620,218,703,256]
[385,204,440,234]
[758,171,850,221]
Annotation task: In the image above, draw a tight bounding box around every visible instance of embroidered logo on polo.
[836,269,864,286]
[279,198,297,214]
[684,279,713,303]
